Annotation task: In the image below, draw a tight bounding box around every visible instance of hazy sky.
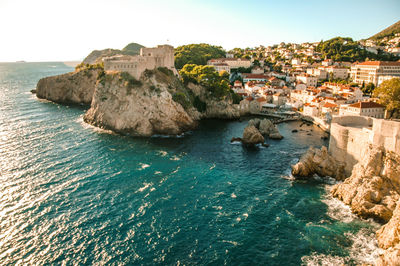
[0,0,399,62]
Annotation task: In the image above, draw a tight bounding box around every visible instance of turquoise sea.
[0,62,381,265]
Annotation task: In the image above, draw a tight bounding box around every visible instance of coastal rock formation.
[186,83,240,120]
[259,119,283,139]
[242,126,264,145]
[291,146,346,180]
[375,200,400,265]
[331,146,400,222]
[84,70,197,137]
[205,100,240,119]
[36,68,100,104]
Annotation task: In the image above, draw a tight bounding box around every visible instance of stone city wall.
[329,115,400,175]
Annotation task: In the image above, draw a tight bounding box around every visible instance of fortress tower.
[103,45,177,79]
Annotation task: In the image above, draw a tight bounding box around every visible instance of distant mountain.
[82,43,145,65]
[369,20,400,41]
[121,43,145,55]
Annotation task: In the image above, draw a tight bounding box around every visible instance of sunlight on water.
[0,62,381,265]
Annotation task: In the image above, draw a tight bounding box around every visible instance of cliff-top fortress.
[329,115,400,174]
[103,45,177,79]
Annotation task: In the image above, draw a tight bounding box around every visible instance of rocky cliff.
[36,68,100,105]
[187,83,240,119]
[291,146,346,180]
[83,70,197,137]
[331,145,400,223]
[330,145,400,264]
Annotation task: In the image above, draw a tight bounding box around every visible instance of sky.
[0,0,399,62]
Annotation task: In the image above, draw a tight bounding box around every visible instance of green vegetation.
[179,64,230,99]
[373,78,400,113]
[75,62,104,71]
[119,72,142,89]
[174,44,226,69]
[362,82,375,95]
[121,43,145,55]
[193,96,207,112]
[172,92,192,109]
[230,90,242,104]
[316,37,398,62]
[369,20,400,41]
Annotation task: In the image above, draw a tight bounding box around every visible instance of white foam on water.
[301,253,348,266]
[137,163,150,170]
[321,187,356,223]
[158,150,168,157]
[170,155,180,161]
[77,115,116,135]
[230,193,237,198]
[209,163,216,170]
[135,182,153,193]
[346,228,383,264]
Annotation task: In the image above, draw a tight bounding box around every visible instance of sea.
[0,62,382,265]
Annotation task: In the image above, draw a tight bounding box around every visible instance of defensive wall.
[329,115,400,175]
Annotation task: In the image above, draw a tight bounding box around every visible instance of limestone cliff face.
[291,146,346,180]
[187,83,240,119]
[329,145,400,265]
[331,146,400,222]
[83,71,197,137]
[36,69,100,105]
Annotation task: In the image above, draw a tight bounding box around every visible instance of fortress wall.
[104,45,176,79]
[329,115,389,175]
[372,119,400,154]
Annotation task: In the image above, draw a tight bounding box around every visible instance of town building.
[339,101,385,118]
[296,74,318,87]
[207,58,252,70]
[349,61,400,86]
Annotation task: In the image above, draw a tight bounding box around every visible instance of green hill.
[369,20,400,41]
[82,43,145,65]
[121,43,145,55]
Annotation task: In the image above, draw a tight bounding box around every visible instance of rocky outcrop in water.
[84,70,197,137]
[36,68,100,104]
[331,146,400,222]
[242,126,264,145]
[259,119,283,139]
[291,146,346,180]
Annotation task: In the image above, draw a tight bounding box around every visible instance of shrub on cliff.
[75,62,104,71]
[179,64,230,99]
[172,92,192,110]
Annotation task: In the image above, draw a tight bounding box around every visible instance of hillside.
[121,43,144,55]
[82,42,145,64]
[316,37,398,62]
[369,20,400,41]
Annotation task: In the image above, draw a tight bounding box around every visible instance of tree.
[362,82,375,95]
[373,78,400,113]
[174,44,226,69]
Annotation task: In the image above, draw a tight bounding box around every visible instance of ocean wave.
[301,253,348,266]
[321,190,356,223]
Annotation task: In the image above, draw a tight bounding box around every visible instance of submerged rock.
[242,126,264,145]
[291,146,346,180]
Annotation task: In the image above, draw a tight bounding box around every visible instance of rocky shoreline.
[291,145,400,264]
[35,67,241,137]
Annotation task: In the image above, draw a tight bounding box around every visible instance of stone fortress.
[103,45,177,79]
[329,115,400,174]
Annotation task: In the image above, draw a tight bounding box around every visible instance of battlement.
[103,44,176,79]
[329,115,400,174]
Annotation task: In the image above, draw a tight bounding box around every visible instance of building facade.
[350,61,400,86]
[103,45,177,79]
